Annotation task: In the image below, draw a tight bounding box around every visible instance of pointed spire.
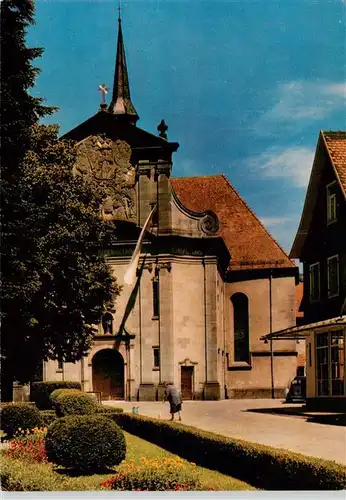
[108,7,139,124]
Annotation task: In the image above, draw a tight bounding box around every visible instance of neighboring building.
[42,16,299,401]
[295,281,306,376]
[262,131,346,410]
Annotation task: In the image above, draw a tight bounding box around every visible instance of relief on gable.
[199,212,219,235]
[76,136,136,221]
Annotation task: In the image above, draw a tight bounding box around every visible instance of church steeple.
[108,8,139,124]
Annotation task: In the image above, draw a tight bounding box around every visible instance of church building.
[43,15,299,401]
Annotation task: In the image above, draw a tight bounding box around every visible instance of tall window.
[316,331,345,396]
[327,255,339,298]
[57,359,63,371]
[326,182,337,223]
[102,312,113,335]
[309,263,320,302]
[153,347,160,368]
[152,269,160,319]
[231,293,250,363]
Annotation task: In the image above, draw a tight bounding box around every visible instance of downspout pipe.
[203,258,208,390]
[269,269,275,399]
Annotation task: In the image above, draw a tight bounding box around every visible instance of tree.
[1,1,118,399]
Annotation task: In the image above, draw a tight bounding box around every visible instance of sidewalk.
[105,399,346,465]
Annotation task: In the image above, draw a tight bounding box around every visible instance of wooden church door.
[181,366,193,400]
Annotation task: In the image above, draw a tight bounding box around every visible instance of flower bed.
[1,431,252,491]
[100,457,206,491]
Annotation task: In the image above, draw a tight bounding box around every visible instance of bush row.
[30,381,81,410]
[112,413,346,491]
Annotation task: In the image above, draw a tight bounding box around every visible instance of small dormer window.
[327,182,337,223]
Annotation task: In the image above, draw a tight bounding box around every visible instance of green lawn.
[1,431,255,491]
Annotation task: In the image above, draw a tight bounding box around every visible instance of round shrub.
[50,388,81,406]
[45,415,126,471]
[0,404,43,439]
[54,391,97,417]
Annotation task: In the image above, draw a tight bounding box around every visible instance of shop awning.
[261,316,346,341]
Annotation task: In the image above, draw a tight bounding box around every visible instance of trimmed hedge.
[40,410,57,426]
[0,403,43,439]
[30,381,81,410]
[54,391,98,417]
[112,413,346,491]
[95,405,124,415]
[50,388,81,404]
[45,415,126,471]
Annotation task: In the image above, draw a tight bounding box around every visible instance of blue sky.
[28,0,346,253]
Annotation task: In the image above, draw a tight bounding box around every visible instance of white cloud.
[249,146,315,188]
[259,216,294,226]
[255,80,346,136]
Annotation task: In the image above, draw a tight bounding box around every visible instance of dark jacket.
[164,385,182,405]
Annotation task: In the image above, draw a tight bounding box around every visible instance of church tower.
[63,12,179,235]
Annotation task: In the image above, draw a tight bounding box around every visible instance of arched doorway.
[92,349,125,400]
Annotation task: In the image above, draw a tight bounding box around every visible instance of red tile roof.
[322,131,346,196]
[171,174,295,271]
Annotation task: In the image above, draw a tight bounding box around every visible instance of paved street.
[105,399,346,465]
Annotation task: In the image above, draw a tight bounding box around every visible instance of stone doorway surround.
[91,348,125,400]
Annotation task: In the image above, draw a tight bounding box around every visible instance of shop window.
[231,293,250,363]
[316,331,345,396]
[327,255,339,298]
[331,332,344,396]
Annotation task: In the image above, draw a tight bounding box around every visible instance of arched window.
[101,312,113,335]
[231,293,250,363]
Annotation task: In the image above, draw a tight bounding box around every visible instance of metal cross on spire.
[98,84,109,108]
[118,0,121,22]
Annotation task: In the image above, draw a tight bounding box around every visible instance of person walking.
[163,382,182,421]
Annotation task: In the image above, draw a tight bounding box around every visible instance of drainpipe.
[269,269,275,399]
[203,258,208,388]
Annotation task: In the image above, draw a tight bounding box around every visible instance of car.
[285,376,306,403]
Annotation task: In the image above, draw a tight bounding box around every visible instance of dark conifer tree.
[1,1,118,400]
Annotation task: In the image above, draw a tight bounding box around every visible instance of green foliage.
[50,388,82,404]
[0,455,72,491]
[39,410,57,427]
[95,405,124,415]
[31,381,81,410]
[54,392,98,417]
[45,415,126,472]
[114,413,346,491]
[0,0,55,401]
[0,403,43,439]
